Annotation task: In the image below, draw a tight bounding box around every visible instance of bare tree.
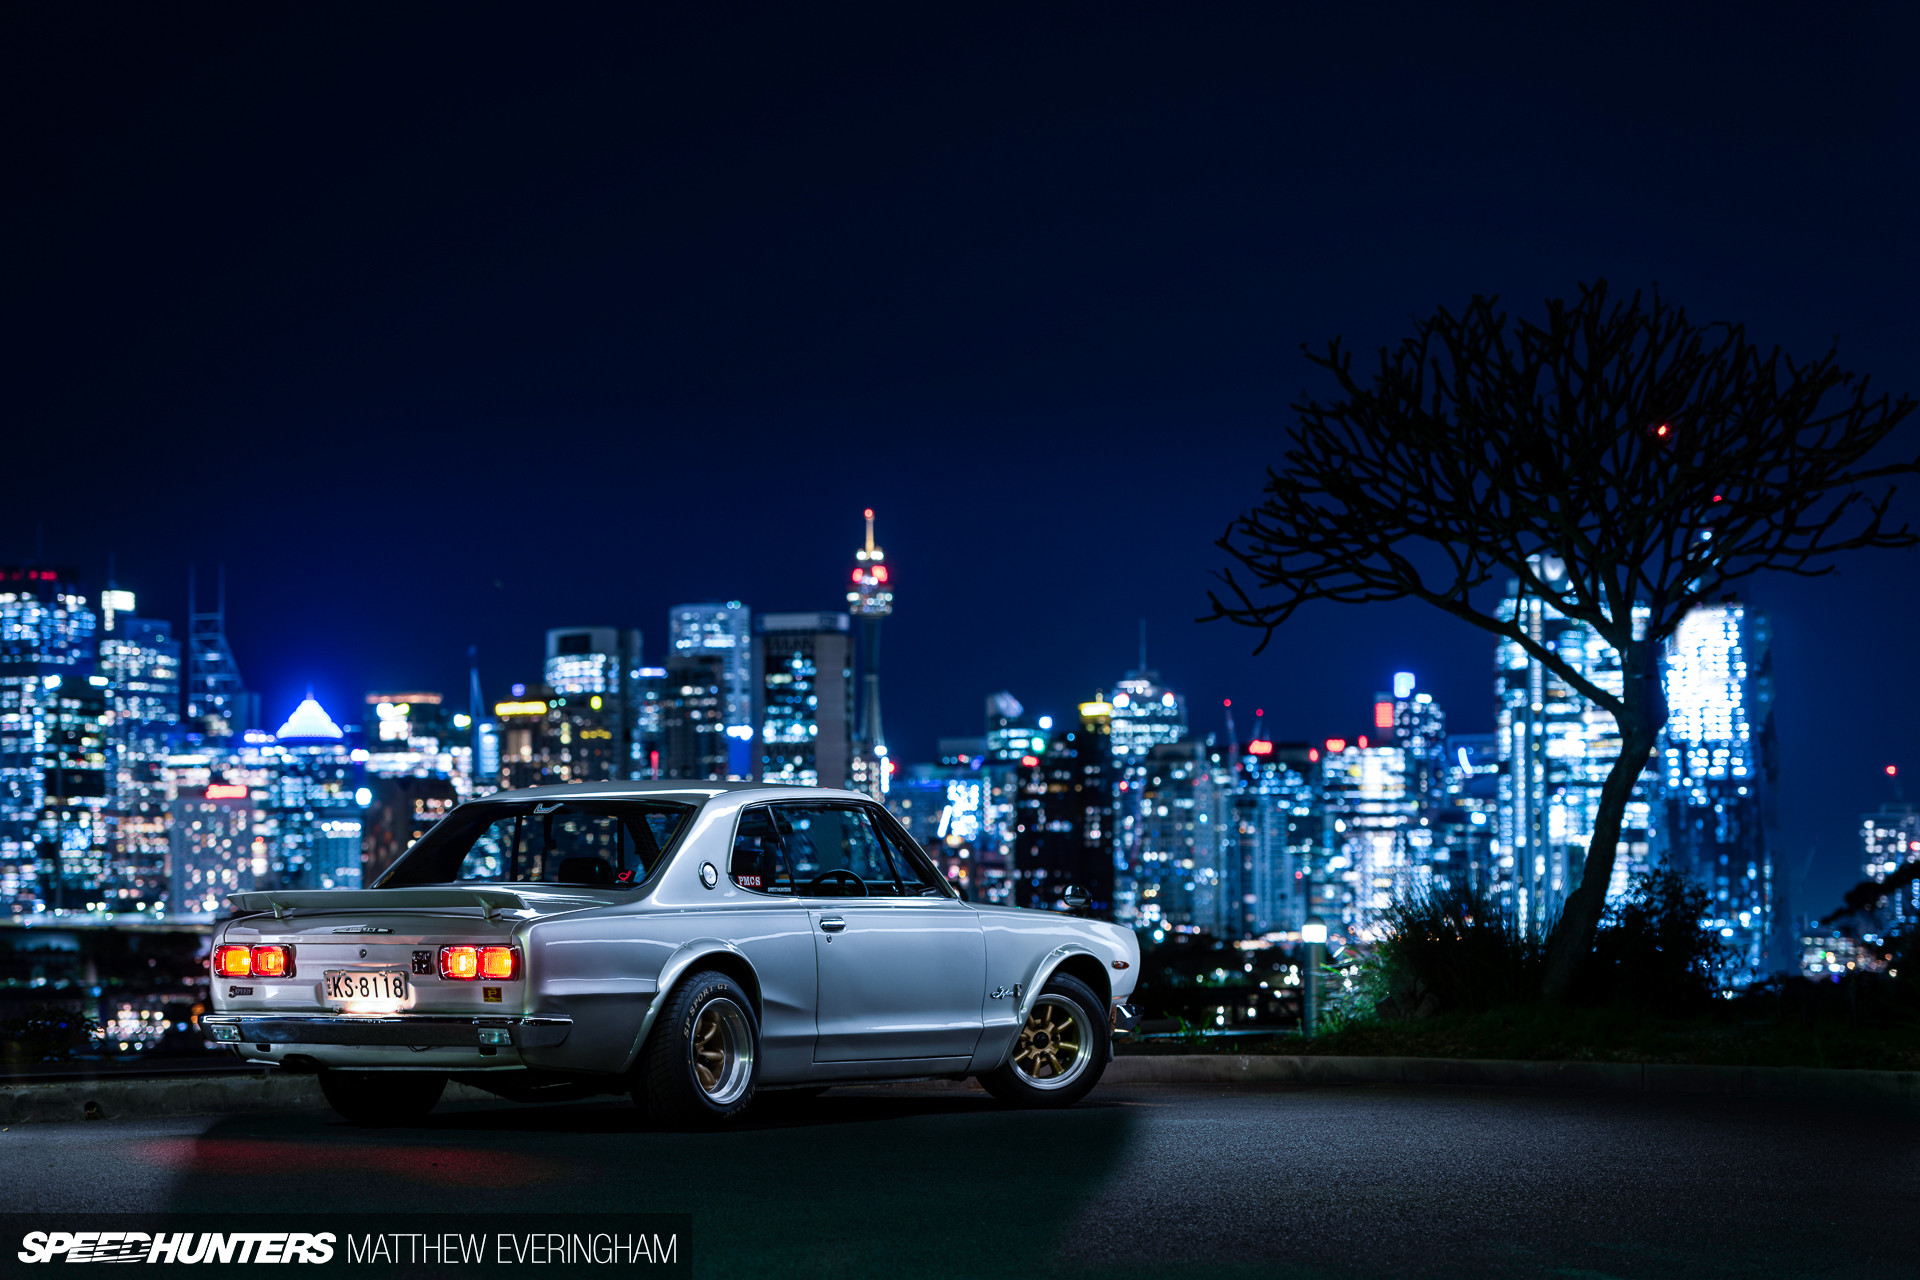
[1210,282,1917,1000]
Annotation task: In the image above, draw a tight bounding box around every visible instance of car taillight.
[438,944,519,980]
[440,946,479,980]
[250,944,293,977]
[213,944,252,977]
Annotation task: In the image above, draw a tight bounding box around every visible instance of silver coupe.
[203,782,1142,1127]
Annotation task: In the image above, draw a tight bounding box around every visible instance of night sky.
[5,6,1916,915]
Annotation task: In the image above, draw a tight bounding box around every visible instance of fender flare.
[620,938,757,1073]
[979,944,1104,1072]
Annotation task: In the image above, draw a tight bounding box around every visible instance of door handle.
[819,917,846,934]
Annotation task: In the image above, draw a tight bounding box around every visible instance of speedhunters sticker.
[1,1215,688,1277]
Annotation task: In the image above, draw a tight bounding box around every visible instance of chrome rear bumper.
[203,1014,571,1049]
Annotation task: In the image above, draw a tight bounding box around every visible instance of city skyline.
[0,535,1890,961]
[0,543,1907,923]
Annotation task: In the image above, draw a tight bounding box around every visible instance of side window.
[866,808,948,895]
[775,804,901,895]
[729,806,791,894]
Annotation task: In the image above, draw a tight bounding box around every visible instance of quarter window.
[729,806,793,894]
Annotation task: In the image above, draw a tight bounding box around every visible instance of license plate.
[324,969,410,1005]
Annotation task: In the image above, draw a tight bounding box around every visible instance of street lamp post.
[1301,917,1328,1037]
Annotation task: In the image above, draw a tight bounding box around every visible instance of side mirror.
[1061,885,1091,913]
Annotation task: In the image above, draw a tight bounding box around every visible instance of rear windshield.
[376,800,695,888]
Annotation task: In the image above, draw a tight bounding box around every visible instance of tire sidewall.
[984,973,1110,1107]
[650,970,760,1125]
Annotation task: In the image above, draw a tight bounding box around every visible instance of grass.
[1119,1000,1920,1071]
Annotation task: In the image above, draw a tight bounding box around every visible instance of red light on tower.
[1325,738,1347,754]
[1889,765,1899,777]
[1358,735,1369,749]
[1373,701,1394,729]
[1248,740,1273,756]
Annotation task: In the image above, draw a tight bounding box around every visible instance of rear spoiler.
[227,888,529,922]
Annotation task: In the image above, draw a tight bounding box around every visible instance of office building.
[1318,738,1417,942]
[888,761,990,894]
[166,770,264,916]
[1861,804,1920,935]
[1437,733,1501,901]
[362,691,474,790]
[630,666,666,778]
[659,654,730,781]
[1661,602,1776,983]
[669,603,751,778]
[1011,699,1114,916]
[267,696,362,890]
[1230,737,1318,937]
[491,686,627,790]
[1378,672,1447,805]
[1107,664,1188,925]
[752,612,852,788]
[0,567,107,913]
[1495,557,1663,935]
[1132,740,1227,935]
[543,626,643,775]
[98,590,181,911]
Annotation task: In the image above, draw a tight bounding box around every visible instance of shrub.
[1580,868,1727,1012]
[1370,884,1542,1018]
[1366,870,1728,1021]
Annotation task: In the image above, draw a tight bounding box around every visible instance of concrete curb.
[4,1055,1914,1123]
[0,1075,497,1125]
[1104,1053,1920,1106]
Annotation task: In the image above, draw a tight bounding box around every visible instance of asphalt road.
[2,1081,1915,1279]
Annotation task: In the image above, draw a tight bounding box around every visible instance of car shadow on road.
[160,1084,1140,1278]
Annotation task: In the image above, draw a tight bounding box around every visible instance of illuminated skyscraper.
[1661,603,1776,981]
[1012,699,1114,916]
[1495,557,1662,935]
[1861,804,1920,934]
[847,510,893,797]
[1229,735,1317,938]
[752,612,852,788]
[659,654,730,781]
[0,566,107,913]
[668,604,751,778]
[166,774,262,916]
[1107,646,1189,924]
[1132,740,1222,934]
[1318,738,1417,941]
[543,627,644,779]
[98,588,181,911]
[1437,733,1500,900]
[268,696,362,891]
[1377,672,1447,806]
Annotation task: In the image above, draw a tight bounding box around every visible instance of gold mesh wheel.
[690,996,754,1106]
[1010,994,1094,1091]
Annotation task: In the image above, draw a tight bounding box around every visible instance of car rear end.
[202,894,571,1073]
